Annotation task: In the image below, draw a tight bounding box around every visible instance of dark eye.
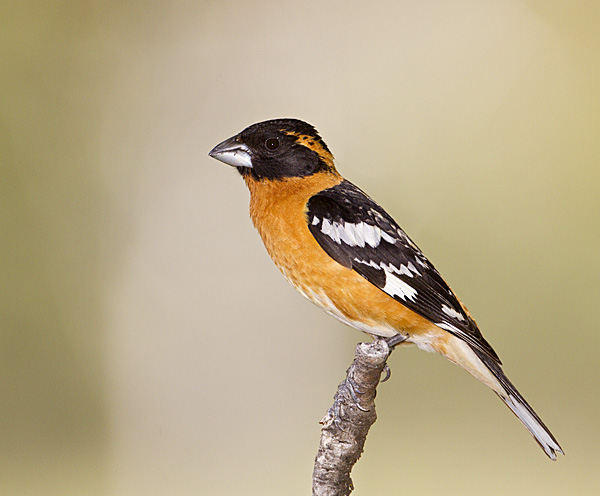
[265,137,280,151]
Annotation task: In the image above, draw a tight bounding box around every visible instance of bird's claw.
[380,364,392,382]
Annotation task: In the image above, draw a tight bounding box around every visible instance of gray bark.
[312,340,391,496]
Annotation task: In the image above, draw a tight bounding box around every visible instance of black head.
[208,118,335,180]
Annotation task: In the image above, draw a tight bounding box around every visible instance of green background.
[2,1,598,495]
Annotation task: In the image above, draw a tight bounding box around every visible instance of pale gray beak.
[208,135,253,168]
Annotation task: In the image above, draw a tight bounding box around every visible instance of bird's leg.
[378,334,408,382]
[385,333,408,349]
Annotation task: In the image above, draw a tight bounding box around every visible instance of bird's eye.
[265,137,280,151]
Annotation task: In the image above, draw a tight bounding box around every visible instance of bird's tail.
[473,348,564,460]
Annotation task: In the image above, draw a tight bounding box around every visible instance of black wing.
[307,180,500,364]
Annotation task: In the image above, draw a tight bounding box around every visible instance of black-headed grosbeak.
[208,118,563,460]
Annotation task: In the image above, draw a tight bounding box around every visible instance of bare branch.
[312,339,391,496]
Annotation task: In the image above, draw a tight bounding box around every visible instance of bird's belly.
[285,276,400,338]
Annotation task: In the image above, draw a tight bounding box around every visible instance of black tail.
[473,349,564,460]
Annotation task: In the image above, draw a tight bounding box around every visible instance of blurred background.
[2,1,599,495]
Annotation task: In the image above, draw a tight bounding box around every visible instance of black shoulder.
[307,181,500,364]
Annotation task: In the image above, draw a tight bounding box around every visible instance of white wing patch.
[337,222,360,246]
[381,231,396,244]
[315,217,430,273]
[442,304,466,321]
[435,321,462,333]
[352,258,419,301]
[361,223,381,247]
[382,272,418,301]
[398,264,413,277]
[415,257,428,268]
[318,219,390,248]
[354,259,419,279]
[314,214,455,310]
[320,218,339,243]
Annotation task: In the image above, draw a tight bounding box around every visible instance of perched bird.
[208,118,563,460]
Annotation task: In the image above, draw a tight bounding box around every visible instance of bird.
[208,118,563,460]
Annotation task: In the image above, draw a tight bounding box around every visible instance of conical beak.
[208,135,253,168]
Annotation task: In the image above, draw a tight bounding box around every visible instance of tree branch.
[312,339,391,496]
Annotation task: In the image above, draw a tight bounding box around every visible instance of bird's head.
[208,118,336,180]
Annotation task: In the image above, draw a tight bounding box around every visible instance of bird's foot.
[377,334,407,382]
[329,363,369,428]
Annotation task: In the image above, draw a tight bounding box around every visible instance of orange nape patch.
[285,131,335,170]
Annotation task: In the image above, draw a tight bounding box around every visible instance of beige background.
[2,1,599,495]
